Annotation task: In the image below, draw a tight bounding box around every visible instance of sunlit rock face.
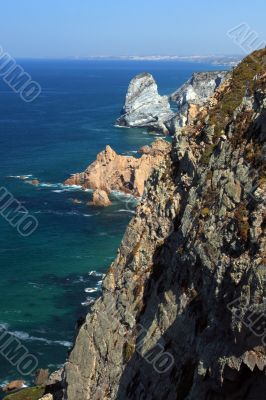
[171,71,229,126]
[63,50,266,400]
[116,72,175,134]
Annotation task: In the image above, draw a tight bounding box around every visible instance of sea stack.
[116,72,175,134]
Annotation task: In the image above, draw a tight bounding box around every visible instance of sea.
[0,59,227,390]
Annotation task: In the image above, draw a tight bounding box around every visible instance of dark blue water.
[0,60,226,388]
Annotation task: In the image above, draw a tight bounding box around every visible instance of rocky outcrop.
[2,380,25,393]
[170,71,229,126]
[65,139,171,197]
[116,73,175,134]
[89,189,112,207]
[64,49,266,400]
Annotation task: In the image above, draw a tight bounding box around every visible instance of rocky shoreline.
[4,49,266,400]
[64,139,171,205]
[116,70,228,135]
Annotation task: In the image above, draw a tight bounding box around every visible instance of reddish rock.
[65,139,171,197]
[2,380,25,392]
[30,179,40,185]
[35,368,49,386]
[89,190,112,207]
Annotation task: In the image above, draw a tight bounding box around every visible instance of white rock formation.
[171,71,228,126]
[116,72,175,134]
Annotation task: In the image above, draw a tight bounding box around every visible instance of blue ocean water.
[0,60,226,388]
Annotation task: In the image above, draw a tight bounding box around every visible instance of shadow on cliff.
[115,221,266,400]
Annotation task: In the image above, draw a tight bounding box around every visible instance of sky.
[1,0,266,58]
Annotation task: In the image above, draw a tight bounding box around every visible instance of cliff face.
[64,50,266,400]
[116,73,175,134]
[170,71,229,127]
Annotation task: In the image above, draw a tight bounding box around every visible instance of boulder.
[30,179,40,186]
[89,190,112,207]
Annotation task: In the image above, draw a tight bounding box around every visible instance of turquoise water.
[0,60,226,387]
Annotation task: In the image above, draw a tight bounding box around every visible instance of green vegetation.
[123,341,135,362]
[200,144,216,165]
[209,48,266,141]
[3,386,45,400]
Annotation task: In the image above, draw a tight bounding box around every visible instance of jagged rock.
[116,73,175,134]
[35,369,49,386]
[65,139,171,197]
[2,380,25,392]
[39,395,53,400]
[89,190,112,207]
[171,71,229,126]
[64,50,266,400]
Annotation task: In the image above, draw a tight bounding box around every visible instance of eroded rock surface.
[64,50,266,400]
[170,71,229,126]
[116,73,175,134]
[65,139,171,197]
[89,189,112,207]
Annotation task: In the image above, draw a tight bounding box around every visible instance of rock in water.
[65,138,171,197]
[89,190,112,207]
[2,380,25,392]
[116,72,175,134]
[170,71,228,126]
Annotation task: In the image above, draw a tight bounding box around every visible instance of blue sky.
[1,0,266,58]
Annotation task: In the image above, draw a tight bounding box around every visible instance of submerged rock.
[116,73,175,134]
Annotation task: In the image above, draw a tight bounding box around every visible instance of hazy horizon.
[1,0,265,58]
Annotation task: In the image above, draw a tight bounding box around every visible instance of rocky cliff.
[116,73,175,134]
[63,49,266,400]
[64,139,171,198]
[170,71,229,127]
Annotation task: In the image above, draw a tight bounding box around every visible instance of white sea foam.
[0,326,72,348]
[114,124,130,129]
[0,322,10,331]
[33,210,91,217]
[88,271,105,278]
[81,297,95,307]
[7,174,33,179]
[116,209,136,214]
[84,287,99,293]
[38,182,82,191]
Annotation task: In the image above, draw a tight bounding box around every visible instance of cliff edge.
[64,49,266,400]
